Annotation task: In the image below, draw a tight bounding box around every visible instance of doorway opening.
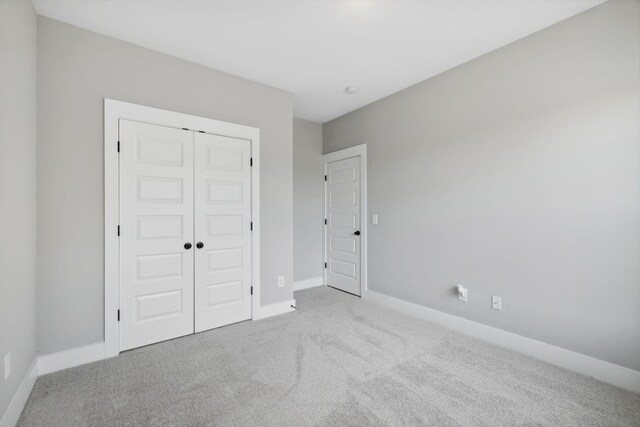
[323,144,367,297]
[104,99,261,355]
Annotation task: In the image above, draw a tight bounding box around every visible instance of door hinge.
[324,262,327,269]
[117,309,120,322]
[250,157,253,167]
[324,218,327,225]
[117,141,120,152]
[250,222,253,231]
[324,175,327,181]
[250,286,253,295]
[117,225,120,236]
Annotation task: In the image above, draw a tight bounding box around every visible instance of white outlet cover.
[278,276,285,288]
[457,286,468,302]
[4,352,10,380]
[372,214,378,225]
[492,296,502,310]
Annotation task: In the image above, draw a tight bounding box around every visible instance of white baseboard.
[254,299,296,320]
[36,300,299,376]
[293,277,324,291]
[38,342,107,376]
[0,358,38,427]
[363,289,640,394]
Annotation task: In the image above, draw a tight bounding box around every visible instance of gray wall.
[324,0,640,371]
[38,17,294,354]
[293,118,324,282]
[0,0,38,416]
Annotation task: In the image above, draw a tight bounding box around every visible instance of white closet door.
[194,133,252,332]
[119,120,195,351]
[325,156,361,296]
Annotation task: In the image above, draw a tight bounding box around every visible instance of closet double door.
[119,120,252,351]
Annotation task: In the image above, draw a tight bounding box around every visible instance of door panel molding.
[119,121,195,350]
[323,144,367,297]
[105,99,260,357]
[194,132,252,332]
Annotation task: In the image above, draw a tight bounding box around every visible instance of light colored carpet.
[18,286,640,426]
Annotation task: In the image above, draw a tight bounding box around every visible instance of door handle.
[184,242,192,250]
[354,231,361,236]
[196,242,204,249]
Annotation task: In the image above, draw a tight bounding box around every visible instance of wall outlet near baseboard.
[492,296,502,310]
[456,285,468,302]
[278,275,285,288]
[4,352,10,380]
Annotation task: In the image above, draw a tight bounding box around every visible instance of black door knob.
[184,242,192,250]
[196,242,204,249]
[354,230,361,236]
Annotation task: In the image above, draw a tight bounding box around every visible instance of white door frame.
[323,144,367,296]
[104,99,261,357]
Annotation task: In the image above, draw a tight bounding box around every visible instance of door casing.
[323,144,367,297]
[104,99,261,357]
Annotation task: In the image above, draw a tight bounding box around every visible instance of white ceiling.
[33,0,605,123]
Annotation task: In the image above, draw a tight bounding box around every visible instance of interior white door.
[194,133,252,332]
[325,156,361,296]
[119,120,195,351]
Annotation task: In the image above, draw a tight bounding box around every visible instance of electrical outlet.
[372,214,378,225]
[456,285,468,302]
[492,296,502,311]
[4,352,10,381]
[278,276,285,288]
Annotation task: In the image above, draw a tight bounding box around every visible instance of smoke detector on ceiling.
[345,87,359,94]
